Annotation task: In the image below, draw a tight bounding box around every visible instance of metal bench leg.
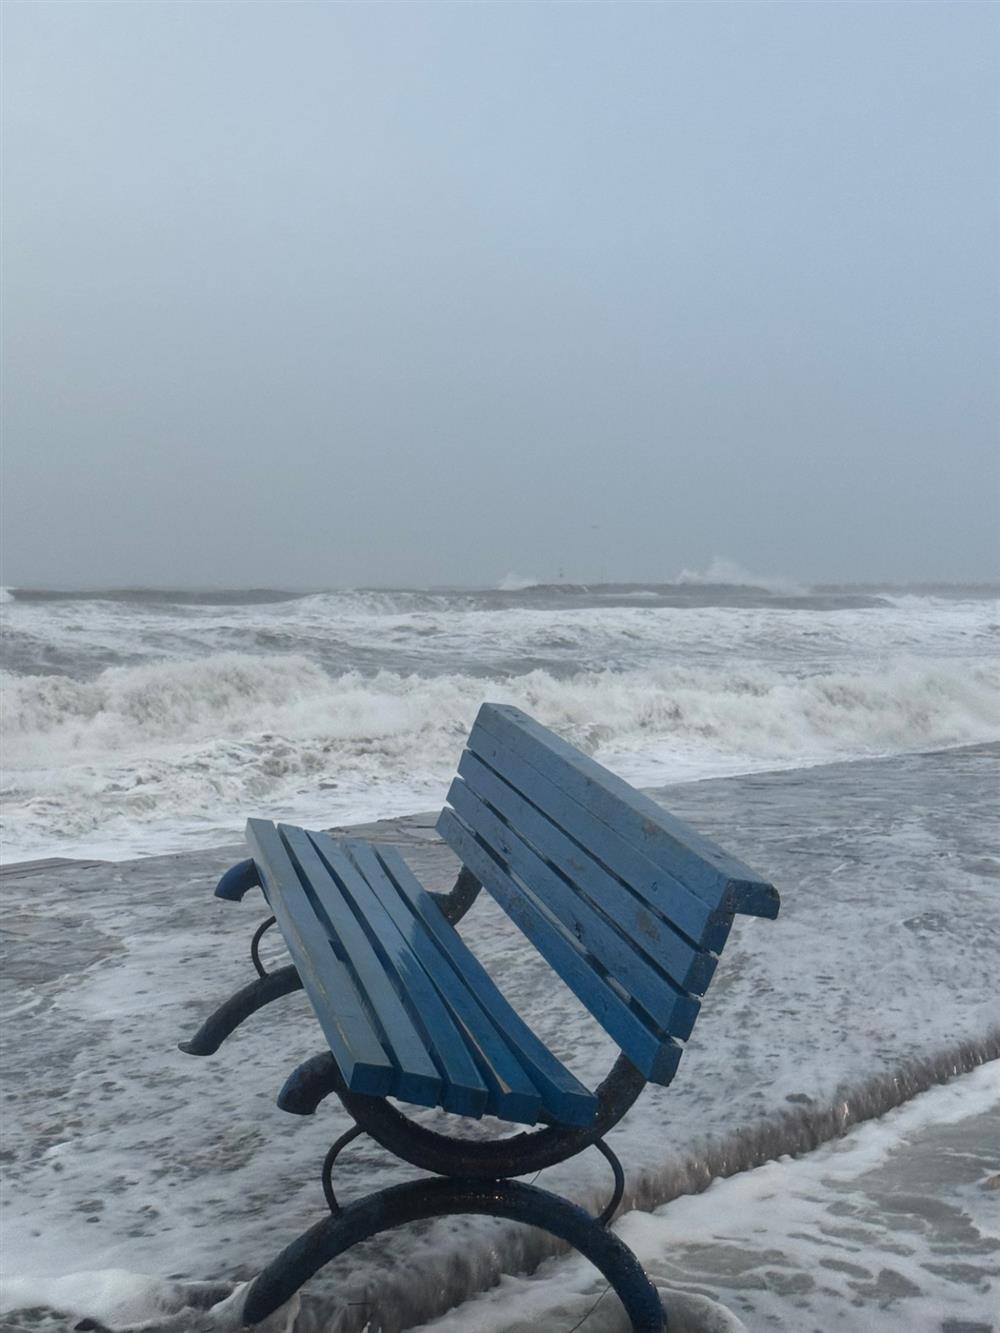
[249,915,277,977]
[319,1122,625,1229]
[594,1137,626,1226]
[239,1176,666,1330]
[179,964,303,1056]
[320,1123,366,1215]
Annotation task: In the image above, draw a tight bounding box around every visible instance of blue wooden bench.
[182,703,779,1330]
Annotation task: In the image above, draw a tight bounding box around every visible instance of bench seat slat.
[276,826,447,1111]
[339,842,541,1123]
[301,832,493,1119]
[439,808,683,1086]
[372,842,601,1124]
[458,727,732,953]
[472,705,779,919]
[332,838,544,1124]
[245,819,395,1096]
[446,780,701,1041]
[457,751,718,996]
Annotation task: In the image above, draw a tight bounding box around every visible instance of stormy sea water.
[2,576,998,862]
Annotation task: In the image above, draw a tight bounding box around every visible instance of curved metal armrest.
[278,1049,342,1114]
[215,857,262,902]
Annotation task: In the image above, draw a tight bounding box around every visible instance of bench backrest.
[437,703,778,1086]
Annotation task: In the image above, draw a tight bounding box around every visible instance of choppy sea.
[2,578,998,862]
[2,581,999,1330]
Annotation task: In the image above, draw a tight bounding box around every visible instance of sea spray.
[673,558,806,596]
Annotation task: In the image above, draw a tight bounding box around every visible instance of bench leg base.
[239,1177,666,1330]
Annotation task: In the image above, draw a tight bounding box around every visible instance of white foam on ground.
[1,745,997,1332]
[412,1065,1000,1333]
[6,1067,995,1332]
[0,1273,297,1331]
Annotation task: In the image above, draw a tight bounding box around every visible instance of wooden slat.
[372,842,602,1123]
[438,808,682,1086]
[456,724,732,952]
[331,838,541,1123]
[447,780,700,1040]
[472,704,779,919]
[457,751,718,996]
[277,826,442,1109]
[299,831,490,1118]
[244,819,394,1096]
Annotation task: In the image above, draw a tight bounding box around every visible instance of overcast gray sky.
[2,0,997,588]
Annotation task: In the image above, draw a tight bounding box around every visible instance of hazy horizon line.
[4,578,999,594]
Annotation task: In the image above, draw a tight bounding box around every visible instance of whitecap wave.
[3,654,998,861]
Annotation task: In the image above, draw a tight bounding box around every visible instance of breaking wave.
[496,572,543,592]
[674,557,807,596]
[3,654,998,860]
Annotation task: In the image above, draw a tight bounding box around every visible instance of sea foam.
[3,584,998,859]
[2,653,998,861]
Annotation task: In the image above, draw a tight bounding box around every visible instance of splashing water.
[3,584,998,860]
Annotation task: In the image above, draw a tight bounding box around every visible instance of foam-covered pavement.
[2,745,998,1331]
